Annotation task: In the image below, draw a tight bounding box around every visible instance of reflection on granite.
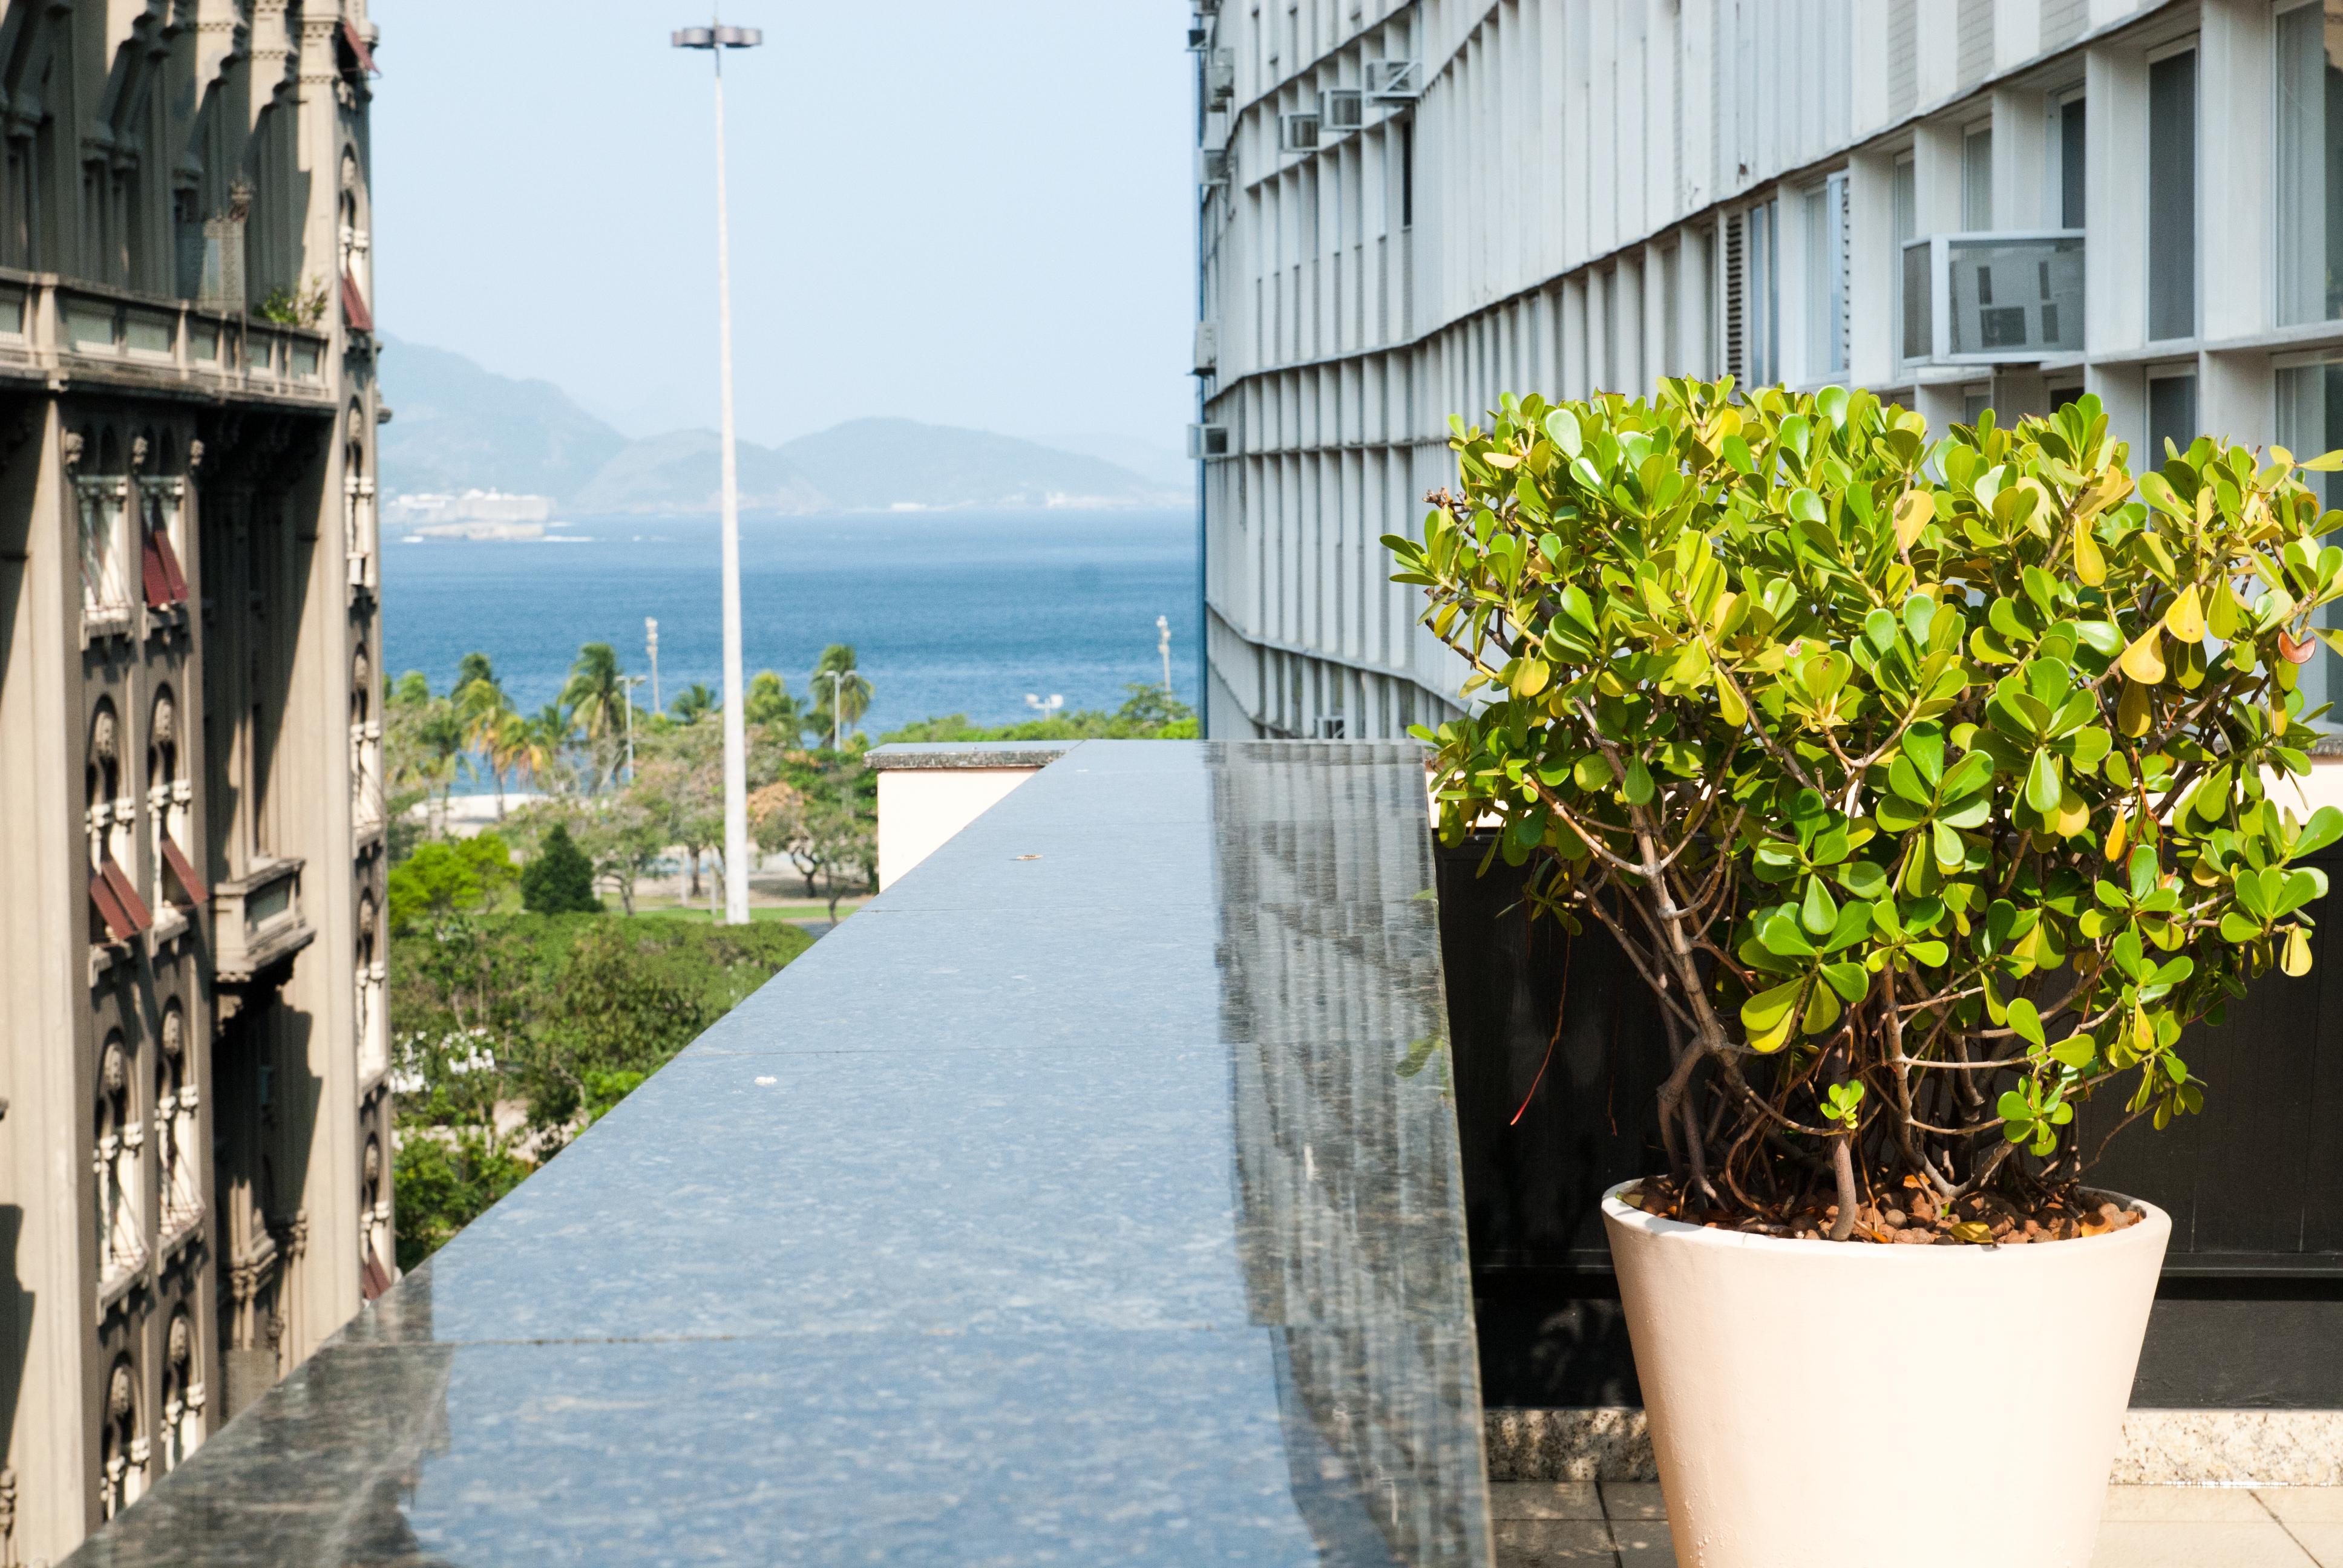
[71,742,1490,1566]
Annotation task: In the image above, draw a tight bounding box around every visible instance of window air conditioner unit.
[1207,48,1236,103]
[1899,230,2085,365]
[1194,321,1219,374]
[1194,0,1222,13]
[1366,60,1421,100]
[1187,423,1231,459]
[1196,146,1231,187]
[1279,111,1322,154]
[1319,88,1365,133]
[1316,716,1347,740]
[1188,25,1210,49]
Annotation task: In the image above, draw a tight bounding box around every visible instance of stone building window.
[77,472,133,633]
[361,1133,393,1299]
[99,1356,146,1519]
[161,1310,205,1470]
[147,688,205,913]
[88,703,152,943]
[156,1002,202,1248]
[356,892,385,1082]
[343,420,375,591]
[137,474,191,612]
[95,1032,148,1291]
[351,647,382,837]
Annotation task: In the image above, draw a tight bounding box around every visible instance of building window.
[77,473,131,628]
[2278,3,2343,325]
[1747,198,1779,385]
[1962,124,1994,229]
[162,1310,205,1470]
[2278,359,2343,724]
[2057,93,2087,229]
[100,1356,146,1519]
[2148,48,2198,341]
[96,1031,147,1289]
[1804,175,1848,379]
[2147,370,2198,462]
[1893,154,1921,362]
[157,1001,202,1245]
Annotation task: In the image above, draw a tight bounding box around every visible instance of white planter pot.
[1602,1180,2170,1568]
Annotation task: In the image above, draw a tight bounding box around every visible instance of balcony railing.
[0,272,331,401]
[1901,229,2084,366]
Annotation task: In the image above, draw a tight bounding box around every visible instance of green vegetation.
[387,912,811,1268]
[1397,377,2342,1240]
[519,822,600,913]
[881,683,1198,743]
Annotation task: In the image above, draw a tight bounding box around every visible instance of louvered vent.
[1839,177,1853,374]
[1723,212,1746,383]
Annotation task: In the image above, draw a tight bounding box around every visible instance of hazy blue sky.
[371,2,1196,452]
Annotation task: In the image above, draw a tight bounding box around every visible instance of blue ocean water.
[379,508,1200,741]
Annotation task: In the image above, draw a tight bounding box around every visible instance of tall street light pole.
[672,16,761,924]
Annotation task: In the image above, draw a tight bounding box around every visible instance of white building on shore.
[1191,0,2343,739]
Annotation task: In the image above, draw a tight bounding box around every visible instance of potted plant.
[1389,379,2342,1568]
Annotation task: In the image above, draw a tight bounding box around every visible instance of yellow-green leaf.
[1514,657,1551,697]
[2164,584,2206,644]
[2119,626,2168,684]
[1894,490,1933,549]
[2284,925,2313,977]
[1718,679,1748,727]
[2071,523,2106,586]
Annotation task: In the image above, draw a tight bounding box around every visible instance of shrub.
[1391,379,2343,1238]
[386,832,516,932]
[520,821,601,914]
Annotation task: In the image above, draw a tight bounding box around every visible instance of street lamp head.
[672,24,762,48]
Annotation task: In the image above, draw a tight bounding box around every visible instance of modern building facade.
[1191,0,2343,739]
[0,3,387,1560]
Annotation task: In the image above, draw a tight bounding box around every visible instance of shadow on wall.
[0,1205,27,1529]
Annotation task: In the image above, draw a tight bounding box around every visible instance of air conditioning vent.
[1194,321,1219,375]
[1187,423,1231,459]
[1207,48,1236,103]
[1188,25,1209,49]
[1279,111,1322,154]
[1193,0,1222,12]
[1365,60,1421,100]
[1319,88,1365,132]
[1316,716,1347,740]
[1197,146,1231,188]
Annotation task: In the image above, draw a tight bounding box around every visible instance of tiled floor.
[1488,1483,2343,1567]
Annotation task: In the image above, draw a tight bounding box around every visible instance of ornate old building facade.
[0,2,385,1561]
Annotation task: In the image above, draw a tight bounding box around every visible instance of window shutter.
[154,526,190,604]
[160,832,208,905]
[101,857,154,935]
[140,529,171,610]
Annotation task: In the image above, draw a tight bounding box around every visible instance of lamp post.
[645,616,661,715]
[672,15,761,924]
[1157,615,1173,697]
[821,669,845,752]
[1025,693,1064,724]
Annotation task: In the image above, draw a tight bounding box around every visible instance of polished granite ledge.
[71,740,1492,1567]
[866,740,1080,770]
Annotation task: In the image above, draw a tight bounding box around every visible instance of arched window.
[343,402,375,590]
[360,1132,393,1300]
[352,646,382,834]
[94,1031,146,1289]
[157,1001,201,1245]
[356,890,385,1080]
[88,702,152,942]
[100,1355,146,1518]
[148,688,204,912]
[161,1309,205,1469]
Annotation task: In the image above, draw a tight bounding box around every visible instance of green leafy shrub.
[520,821,601,914]
[386,832,516,932]
[1390,378,2343,1236]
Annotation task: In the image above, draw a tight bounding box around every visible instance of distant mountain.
[1038,432,1196,494]
[376,337,628,500]
[379,339,1185,514]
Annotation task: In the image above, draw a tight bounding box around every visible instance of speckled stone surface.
[865,740,1081,769]
[70,740,1492,1567]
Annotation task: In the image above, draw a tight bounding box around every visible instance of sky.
[370,1,1197,452]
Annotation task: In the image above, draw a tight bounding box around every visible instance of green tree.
[393,1128,532,1272]
[632,721,724,903]
[520,822,601,914]
[560,642,631,791]
[808,644,873,748]
[386,832,517,933]
[511,922,709,1146]
[669,681,718,726]
[744,670,802,735]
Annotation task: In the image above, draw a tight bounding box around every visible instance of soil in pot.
[1627,1174,2147,1246]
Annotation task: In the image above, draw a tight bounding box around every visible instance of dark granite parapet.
[865,740,1080,769]
[70,740,1489,1567]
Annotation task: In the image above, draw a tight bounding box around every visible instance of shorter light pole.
[623,675,647,780]
[1157,615,1173,697]
[646,618,661,714]
[821,669,847,751]
[1025,693,1064,723]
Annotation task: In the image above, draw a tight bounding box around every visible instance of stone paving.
[1489,1482,2343,1567]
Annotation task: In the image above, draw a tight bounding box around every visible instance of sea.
[379,508,1201,747]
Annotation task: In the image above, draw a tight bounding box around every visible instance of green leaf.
[1821,961,1869,1004]
[2007,997,2045,1048]
[2051,1034,2096,1070]
[1740,980,1803,1052]
[1544,408,1584,458]
[1624,757,1655,805]
[2297,806,2343,859]
[1757,911,1818,958]
[1837,860,1889,899]
[2025,748,2063,813]
[1802,876,1839,935]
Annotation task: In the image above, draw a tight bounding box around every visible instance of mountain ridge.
[377,336,1190,514]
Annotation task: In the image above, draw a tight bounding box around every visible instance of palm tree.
[453,654,517,813]
[478,707,534,817]
[560,642,629,791]
[809,644,873,750]
[521,702,572,792]
[670,682,718,726]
